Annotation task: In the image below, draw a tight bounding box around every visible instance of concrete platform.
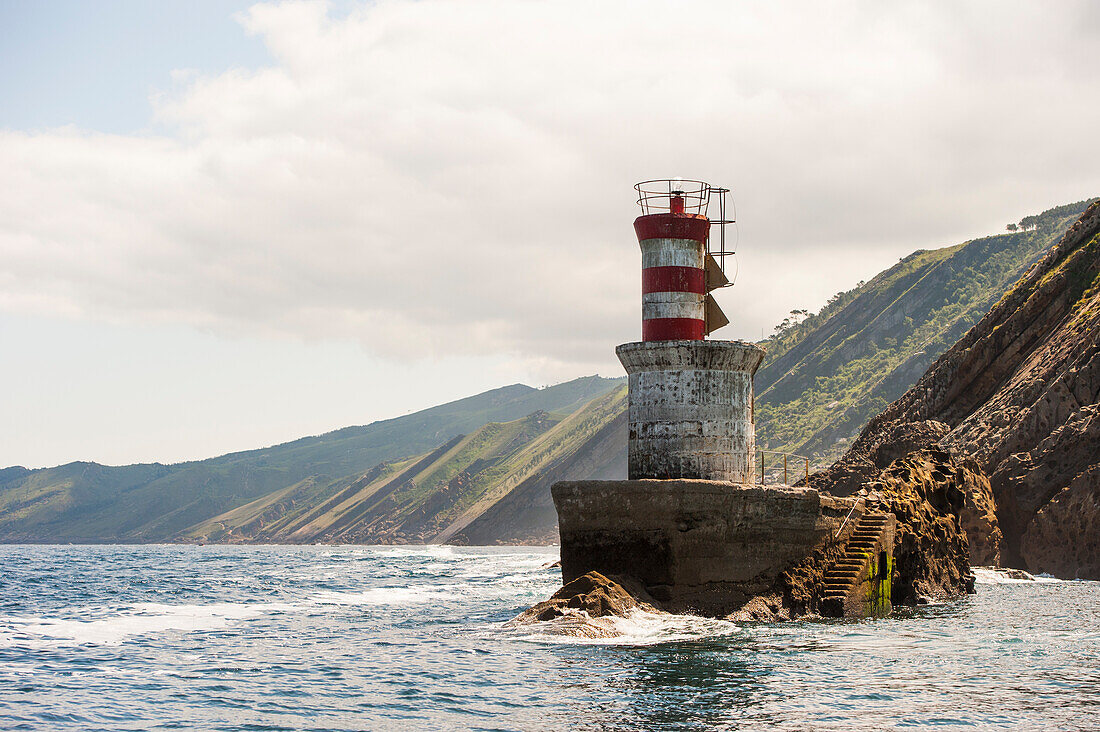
[553,479,857,615]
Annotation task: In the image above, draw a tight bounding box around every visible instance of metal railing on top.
[834,496,865,539]
[757,450,810,486]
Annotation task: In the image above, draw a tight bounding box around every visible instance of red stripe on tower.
[642,266,705,295]
[642,318,706,341]
[633,215,710,243]
[634,207,708,341]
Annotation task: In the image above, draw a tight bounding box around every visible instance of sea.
[0,545,1096,732]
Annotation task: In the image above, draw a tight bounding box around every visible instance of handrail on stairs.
[834,496,865,540]
[756,449,810,486]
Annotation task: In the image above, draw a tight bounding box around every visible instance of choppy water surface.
[0,545,1097,731]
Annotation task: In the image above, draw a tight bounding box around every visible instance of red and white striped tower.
[617,179,765,483]
[635,191,709,341]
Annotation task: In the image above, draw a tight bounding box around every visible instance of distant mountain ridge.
[180,386,627,545]
[2,199,1093,547]
[0,376,623,542]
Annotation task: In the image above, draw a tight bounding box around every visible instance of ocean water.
[0,545,1097,731]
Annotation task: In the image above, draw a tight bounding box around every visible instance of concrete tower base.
[617,340,765,483]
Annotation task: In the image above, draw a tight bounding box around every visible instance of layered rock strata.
[811,201,1100,578]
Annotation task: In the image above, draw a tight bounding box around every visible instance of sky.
[2,0,1098,469]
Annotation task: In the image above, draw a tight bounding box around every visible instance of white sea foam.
[514,609,744,646]
[309,586,458,606]
[972,567,1062,585]
[368,545,461,560]
[0,601,283,647]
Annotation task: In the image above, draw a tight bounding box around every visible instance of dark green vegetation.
[0,376,622,542]
[2,199,1092,545]
[755,199,1096,465]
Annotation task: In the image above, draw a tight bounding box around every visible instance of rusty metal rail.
[757,450,810,486]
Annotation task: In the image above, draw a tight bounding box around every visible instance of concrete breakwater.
[552,480,855,616]
[518,445,985,625]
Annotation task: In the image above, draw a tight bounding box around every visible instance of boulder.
[513,571,660,624]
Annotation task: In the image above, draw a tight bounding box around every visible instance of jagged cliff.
[812,201,1100,579]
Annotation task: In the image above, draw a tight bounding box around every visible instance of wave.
[510,608,744,646]
[972,567,1062,585]
[367,545,462,559]
[308,586,458,606]
[0,601,285,647]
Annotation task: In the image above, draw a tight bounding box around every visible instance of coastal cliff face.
[812,200,1100,579]
[755,201,1090,462]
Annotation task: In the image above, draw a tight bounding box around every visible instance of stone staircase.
[820,511,895,618]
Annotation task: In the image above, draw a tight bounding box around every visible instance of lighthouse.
[617,179,764,483]
[548,179,892,618]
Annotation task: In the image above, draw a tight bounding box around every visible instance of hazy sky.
[2,0,1098,468]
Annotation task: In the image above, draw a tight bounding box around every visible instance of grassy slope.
[755,200,1094,465]
[0,375,623,542]
[182,384,628,544]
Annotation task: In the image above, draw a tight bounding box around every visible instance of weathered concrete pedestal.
[617,340,765,483]
[553,479,857,615]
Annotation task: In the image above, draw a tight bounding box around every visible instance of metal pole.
[805,458,809,484]
[720,189,726,265]
[784,454,788,485]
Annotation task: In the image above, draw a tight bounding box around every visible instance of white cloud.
[2,0,1098,382]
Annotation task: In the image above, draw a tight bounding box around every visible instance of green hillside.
[0,375,623,542]
[181,385,628,544]
[754,199,1095,465]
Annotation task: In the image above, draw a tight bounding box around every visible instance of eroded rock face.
[988,404,1100,567]
[959,462,1002,567]
[814,420,953,497]
[1020,466,1100,579]
[861,450,982,603]
[811,201,1100,577]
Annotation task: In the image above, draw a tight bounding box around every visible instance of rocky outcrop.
[535,464,988,623]
[860,450,983,602]
[814,419,952,498]
[510,571,664,638]
[516,571,659,621]
[959,462,1002,567]
[811,200,1100,578]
